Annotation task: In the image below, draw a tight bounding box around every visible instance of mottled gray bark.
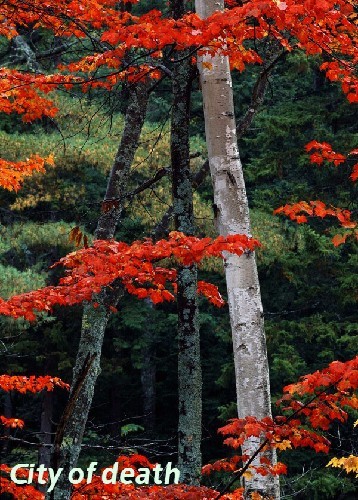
[48,83,149,500]
[171,0,202,485]
[10,35,41,72]
[152,160,210,241]
[195,0,279,498]
[6,34,71,69]
[96,83,149,240]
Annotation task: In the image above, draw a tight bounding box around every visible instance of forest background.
[0,0,357,498]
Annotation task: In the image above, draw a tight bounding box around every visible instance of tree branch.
[236,49,286,139]
[152,159,210,240]
[214,384,336,499]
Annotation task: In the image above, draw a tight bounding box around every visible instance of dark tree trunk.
[1,392,12,457]
[38,391,54,493]
[140,299,156,433]
[140,328,156,434]
[39,391,53,469]
[171,0,202,485]
[48,82,149,500]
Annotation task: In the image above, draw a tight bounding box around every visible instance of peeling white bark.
[195,1,280,497]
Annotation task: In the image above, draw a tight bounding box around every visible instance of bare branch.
[236,49,286,139]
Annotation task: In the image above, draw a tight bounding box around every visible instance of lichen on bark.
[47,83,149,500]
[171,0,202,484]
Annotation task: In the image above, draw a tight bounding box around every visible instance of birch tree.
[195,0,279,497]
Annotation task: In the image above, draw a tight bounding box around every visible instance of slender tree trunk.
[195,1,279,498]
[1,392,12,457]
[171,0,202,485]
[140,330,156,434]
[38,391,53,493]
[48,83,149,500]
[39,391,53,469]
[140,299,156,434]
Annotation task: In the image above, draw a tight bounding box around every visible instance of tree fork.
[47,82,149,500]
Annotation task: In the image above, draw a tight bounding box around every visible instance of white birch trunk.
[195,1,280,497]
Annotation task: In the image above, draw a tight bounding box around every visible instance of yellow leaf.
[327,455,358,477]
[46,154,55,166]
[275,439,292,451]
[243,470,253,480]
[202,61,213,70]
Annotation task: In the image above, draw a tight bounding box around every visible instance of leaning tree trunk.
[195,1,280,498]
[171,0,202,485]
[48,83,149,500]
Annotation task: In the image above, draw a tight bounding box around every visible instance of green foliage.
[0,263,46,298]
[239,53,357,211]
[281,469,357,499]
[0,221,80,269]
[121,423,145,437]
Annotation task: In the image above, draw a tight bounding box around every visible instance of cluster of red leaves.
[0,232,260,320]
[0,374,69,393]
[274,141,358,245]
[0,68,82,121]
[281,356,358,422]
[43,0,356,100]
[0,1,357,96]
[0,1,356,179]
[97,0,357,84]
[305,141,358,181]
[274,200,356,227]
[279,357,358,433]
[0,68,73,187]
[202,451,287,478]
[203,356,358,479]
[0,464,44,500]
[218,415,331,455]
[0,154,54,192]
[305,141,348,167]
[0,0,119,39]
[0,375,69,430]
[72,483,224,500]
[0,416,24,428]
